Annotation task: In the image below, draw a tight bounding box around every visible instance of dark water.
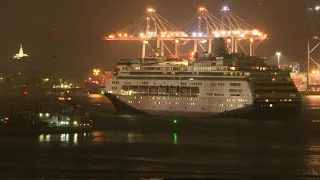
[1,96,320,179]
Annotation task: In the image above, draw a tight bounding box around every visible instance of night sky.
[1,0,315,77]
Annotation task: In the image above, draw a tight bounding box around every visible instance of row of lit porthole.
[265,99,292,102]
[121,96,250,102]
[127,101,245,107]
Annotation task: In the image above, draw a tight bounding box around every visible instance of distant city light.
[222,6,229,11]
[43,78,50,82]
[199,7,207,12]
[252,29,259,35]
[147,8,155,13]
[93,69,100,76]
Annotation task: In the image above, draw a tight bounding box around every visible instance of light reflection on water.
[173,132,178,145]
[304,95,320,109]
[73,133,78,145]
[28,96,320,178]
[127,132,142,143]
[303,93,320,177]
[304,149,320,176]
[38,133,90,145]
[37,131,181,146]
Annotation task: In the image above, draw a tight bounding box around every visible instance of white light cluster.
[160,31,187,38]
[147,8,155,13]
[199,7,207,12]
[60,121,69,125]
[39,113,50,117]
[222,6,230,11]
[106,30,266,39]
[108,33,133,39]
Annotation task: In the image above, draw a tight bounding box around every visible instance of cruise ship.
[102,39,302,119]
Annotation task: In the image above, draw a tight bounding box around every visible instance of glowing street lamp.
[276,52,281,66]
[315,5,320,11]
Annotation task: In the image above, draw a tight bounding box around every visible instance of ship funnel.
[212,38,228,57]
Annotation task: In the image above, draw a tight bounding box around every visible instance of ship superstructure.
[103,39,302,119]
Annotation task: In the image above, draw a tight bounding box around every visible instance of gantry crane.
[180,6,267,56]
[101,6,267,59]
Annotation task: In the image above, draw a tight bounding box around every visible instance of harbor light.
[147,8,155,13]
[222,6,229,11]
[199,7,207,12]
[93,69,100,76]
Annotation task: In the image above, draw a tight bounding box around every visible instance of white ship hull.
[104,77,302,120]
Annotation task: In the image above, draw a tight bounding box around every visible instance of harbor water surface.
[0,95,320,179]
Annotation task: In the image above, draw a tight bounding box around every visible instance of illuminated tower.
[13,44,29,59]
